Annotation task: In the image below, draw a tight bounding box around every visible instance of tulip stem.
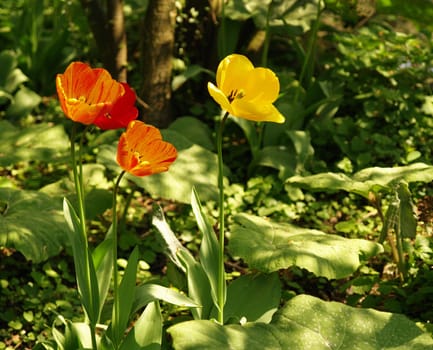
[70,124,98,350]
[111,170,126,348]
[216,111,229,324]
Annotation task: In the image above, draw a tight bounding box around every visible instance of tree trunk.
[139,0,176,127]
[80,0,128,82]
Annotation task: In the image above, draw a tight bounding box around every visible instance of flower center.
[228,89,245,103]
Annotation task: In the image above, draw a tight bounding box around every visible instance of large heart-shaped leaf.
[0,121,69,166]
[168,294,433,349]
[228,214,383,279]
[286,163,433,198]
[0,188,69,262]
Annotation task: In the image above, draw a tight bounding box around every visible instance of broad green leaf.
[211,273,281,324]
[168,294,433,349]
[287,163,433,198]
[255,146,296,180]
[0,50,29,92]
[287,171,371,197]
[172,65,213,92]
[6,85,41,119]
[224,0,272,21]
[41,164,112,221]
[0,188,69,262]
[63,198,100,325]
[228,213,383,279]
[131,283,198,314]
[120,301,162,350]
[168,116,215,151]
[192,188,222,313]
[0,121,69,166]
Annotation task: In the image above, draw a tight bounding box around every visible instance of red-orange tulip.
[117,120,177,177]
[56,62,138,129]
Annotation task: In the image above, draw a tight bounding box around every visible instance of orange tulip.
[117,120,177,177]
[56,62,138,129]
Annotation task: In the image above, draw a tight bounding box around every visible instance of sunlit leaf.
[192,188,222,314]
[120,301,162,350]
[0,188,69,262]
[287,163,433,198]
[0,121,69,166]
[229,213,383,279]
[168,294,433,349]
[211,273,281,324]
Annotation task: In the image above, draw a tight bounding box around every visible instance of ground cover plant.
[2,0,433,349]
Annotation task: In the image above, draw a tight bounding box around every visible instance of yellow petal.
[207,82,234,114]
[216,54,254,96]
[243,67,280,103]
[231,99,285,123]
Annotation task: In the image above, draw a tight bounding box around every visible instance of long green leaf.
[152,204,213,320]
[191,188,221,313]
[115,247,139,340]
[120,301,162,350]
[211,273,281,324]
[131,283,198,314]
[177,249,213,320]
[63,198,100,324]
[92,226,114,317]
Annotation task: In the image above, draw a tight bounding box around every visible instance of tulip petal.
[231,99,285,123]
[116,121,177,177]
[216,54,254,97]
[207,82,234,114]
[243,68,280,103]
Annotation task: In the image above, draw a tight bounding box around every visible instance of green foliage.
[0,50,41,119]
[316,24,433,169]
[0,121,69,166]
[229,213,383,279]
[0,188,69,262]
[168,294,433,349]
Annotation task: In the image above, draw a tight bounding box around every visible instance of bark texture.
[139,0,176,127]
[80,0,128,82]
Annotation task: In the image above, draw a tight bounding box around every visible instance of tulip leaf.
[0,120,69,166]
[120,301,162,350]
[131,283,198,314]
[211,273,281,324]
[0,187,69,262]
[228,213,383,279]
[192,188,222,314]
[168,294,433,349]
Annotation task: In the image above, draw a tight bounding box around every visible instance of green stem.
[261,1,272,68]
[216,112,229,324]
[70,124,98,350]
[294,0,322,103]
[111,170,126,348]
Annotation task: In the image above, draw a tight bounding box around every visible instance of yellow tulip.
[207,54,285,123]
